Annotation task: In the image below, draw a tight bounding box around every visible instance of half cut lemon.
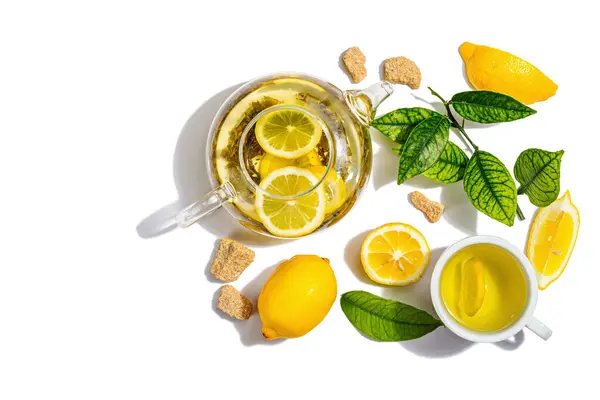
[255,166,326,238]
[361,223,430,286]
[527,191,580,290]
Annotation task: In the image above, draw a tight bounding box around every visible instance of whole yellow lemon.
[258,255,337,340]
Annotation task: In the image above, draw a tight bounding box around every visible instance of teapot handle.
[175,182,236,228]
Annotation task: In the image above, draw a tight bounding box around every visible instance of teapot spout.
[344,81,393,126]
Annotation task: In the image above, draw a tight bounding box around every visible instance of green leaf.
[463,150,518,226]
[340,291,442,342]
[372,107,441,144]
[423,141,469,183]
[514,148,564,207]
[450,91,536,123]
[397,115,450,184]
[393,142,469,183]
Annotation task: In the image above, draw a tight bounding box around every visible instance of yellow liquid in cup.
[440,244,528,332]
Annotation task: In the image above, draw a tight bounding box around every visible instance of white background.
[1,1,598,399]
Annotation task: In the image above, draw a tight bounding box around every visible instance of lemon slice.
[297,150,322,168]
[255,166,326,238]
[255,108,322,159]
[259,154,295,179]
[459,257,486,317]
[307,166,346,214]
[259,150,322,180]
[527,191,580,290]
[361,223,430,286]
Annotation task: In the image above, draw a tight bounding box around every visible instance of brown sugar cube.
[210,238,255,282]
[342,47,367,83]
[216,285,253,320]
[383,56,422,89]
[410,191,445,223]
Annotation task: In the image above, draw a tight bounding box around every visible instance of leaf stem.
[428,86,526,223]
[516,205,525,221]
[428,87,478,152]
[450,116,478,152]
[428,87,447,104]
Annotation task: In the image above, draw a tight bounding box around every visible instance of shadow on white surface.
[236,263,284,346]
[227,228,283,248]
[344,230,379,285]
[440,182,478,235]
[211,261,285,346]
[136,201,181,238]
[137,84,285,246]
[172,84,241,236]
[401,327,474,358]
[136,84,240,239]
[417,98,447,117]
[204,239,221,283]
[172,84,285,247]
[338,50,353,84]
[211,262,283,346]
[404,175,443,189]
[493,330,525,351]
[371,126,401,191]
[403,327,525,358]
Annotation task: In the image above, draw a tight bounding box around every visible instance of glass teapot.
[176,72,393,238]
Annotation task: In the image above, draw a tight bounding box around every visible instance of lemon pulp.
[440,244,527,332]
[527,191,580,289]
[255,108,322,159]
[255,166,326,238]
[360,223,430,286]
[307,165,346,214]
[259,150,322,179]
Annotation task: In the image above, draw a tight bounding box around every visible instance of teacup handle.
[175,182,236,228]
[526,316,552,340]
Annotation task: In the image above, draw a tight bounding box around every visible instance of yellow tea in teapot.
[440,244,527,332]
[212,76,372,237]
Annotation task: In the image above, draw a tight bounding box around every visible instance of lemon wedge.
[459,257,486,317]
[307,165,346,214]
[527,191,580,290]
[360,223,430,286]
[255,166,326,238]
[255,108,322,159]
[459,42,558,104]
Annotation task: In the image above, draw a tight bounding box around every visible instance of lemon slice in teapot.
[307,166,346,214]
[255,108,322,159]
[255,166,326,238]
[259,150,322,180]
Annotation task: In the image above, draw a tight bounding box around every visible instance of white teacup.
[430,235,552,343]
